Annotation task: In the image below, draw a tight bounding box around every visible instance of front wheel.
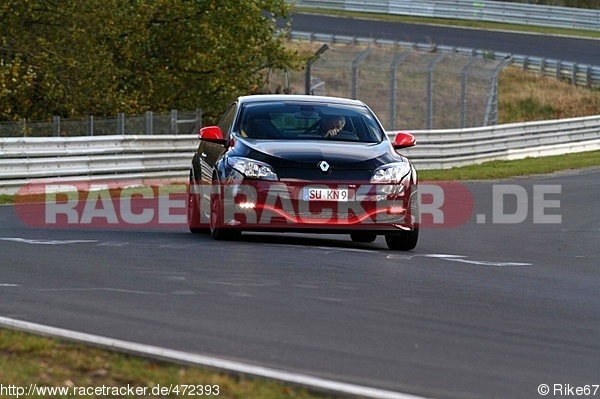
[210,184,241,241]
[385,228,419,251]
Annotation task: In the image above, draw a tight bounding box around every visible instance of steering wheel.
[333,131,359,140]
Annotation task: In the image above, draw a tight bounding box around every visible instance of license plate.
[303,187,351,202]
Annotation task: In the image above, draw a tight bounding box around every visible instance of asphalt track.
[286,13,600,66]
[1,169,599,398]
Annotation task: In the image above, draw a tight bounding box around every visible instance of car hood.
[235,138,403,170]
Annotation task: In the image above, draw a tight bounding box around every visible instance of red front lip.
[244,203,406,225]
[219,180,415,230]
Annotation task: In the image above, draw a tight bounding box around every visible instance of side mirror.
[392,132,416,150]
[199,126,226,144]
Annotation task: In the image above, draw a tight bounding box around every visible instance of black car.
[187,94,419,250]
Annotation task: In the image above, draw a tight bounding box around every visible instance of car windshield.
[236,101,385,143]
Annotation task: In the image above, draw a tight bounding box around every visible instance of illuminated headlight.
[228,157,278,181]
[370,162,411,184]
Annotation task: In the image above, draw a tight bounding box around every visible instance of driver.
[319,115,346,138]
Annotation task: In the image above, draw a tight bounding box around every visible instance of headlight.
[228,157,278,181]
[370,162,411,184]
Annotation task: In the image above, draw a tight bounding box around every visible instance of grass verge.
[0,194,14,205]
[0,328,336,399]
[418,150,600,181]
[498,68,600,124]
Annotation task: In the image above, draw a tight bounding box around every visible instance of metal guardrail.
[393,114,600,169]
[1,115,599,194]
[291,0,600,31]
[0,135,197,194]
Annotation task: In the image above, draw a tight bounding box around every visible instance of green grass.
[0,328,336,399]
[502,98,555,122]
[419,150,600,181]
[0,194,14,204]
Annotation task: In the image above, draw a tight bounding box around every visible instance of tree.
[0,0,302,123]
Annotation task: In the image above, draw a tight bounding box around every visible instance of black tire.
[350,232,377,243]
[385,228,419,251]
[209,184,241,241]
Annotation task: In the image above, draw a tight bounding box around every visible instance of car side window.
[217,103,237,138]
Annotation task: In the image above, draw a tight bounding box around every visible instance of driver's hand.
[325,128,340,137]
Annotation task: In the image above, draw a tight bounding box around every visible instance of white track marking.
[421,254,466,259]
[0,316,428,399]
[443,258,532,267]
[386,253,531,267]
[37,287,159,295]
[0,238,98,245]
[386,253,466,260]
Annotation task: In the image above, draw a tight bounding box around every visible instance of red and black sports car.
[187,95,419,250]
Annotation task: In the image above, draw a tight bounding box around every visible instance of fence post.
[522,56,529,71]
[426,53,447,130]
[117,113,125,135]
[87,115,94,136]
[484,56,512,126]
[389,49,412,130]
[170,109,178,134]
[19,118,26,137]
[53,116,60,137]
[460,58,479,128]
[540,58,547,76]
[145,111,153,135]
[305,44,329,95]
[351,48,373,100]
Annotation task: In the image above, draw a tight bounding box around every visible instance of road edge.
[0,316,427,399]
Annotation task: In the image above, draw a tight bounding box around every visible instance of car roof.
[237,94,366,107]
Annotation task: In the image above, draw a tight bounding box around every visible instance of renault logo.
[318,161,330,173]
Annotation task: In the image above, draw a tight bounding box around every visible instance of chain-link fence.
[267,44,508,130]
[0,109,202,137]
[4,43,509,135]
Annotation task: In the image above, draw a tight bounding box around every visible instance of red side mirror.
[392,132,416,150]
[199,126,225,143]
